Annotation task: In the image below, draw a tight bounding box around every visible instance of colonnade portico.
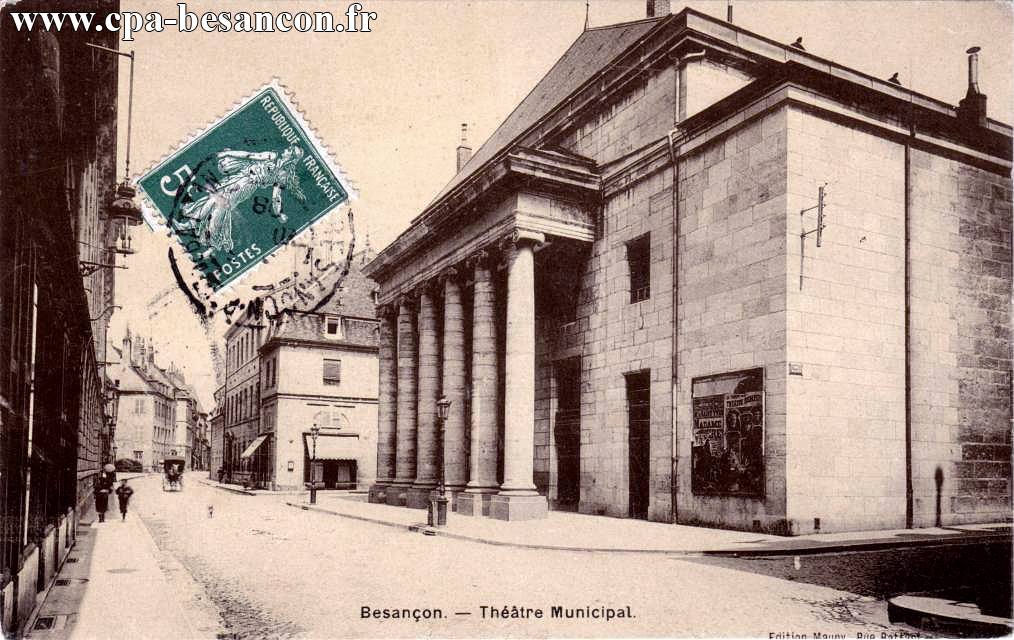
[370,229,549,521]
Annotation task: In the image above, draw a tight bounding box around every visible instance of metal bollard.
[428,492,448,527]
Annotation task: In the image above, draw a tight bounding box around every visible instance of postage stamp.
[137,80,353,292]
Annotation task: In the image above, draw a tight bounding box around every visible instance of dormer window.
[324,316,343,339]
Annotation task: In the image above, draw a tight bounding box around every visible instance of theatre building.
[366,3,1012,533]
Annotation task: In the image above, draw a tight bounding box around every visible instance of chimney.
[727,0,733,23]
[646,0,670,17]
[122,329,133,364]
[957,46,987,127]
[456,123,472,172]
[360,232,374,265]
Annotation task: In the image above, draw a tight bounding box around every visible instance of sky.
[107,0,1013,409]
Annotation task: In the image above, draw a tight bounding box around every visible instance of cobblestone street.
[126,476,912,638]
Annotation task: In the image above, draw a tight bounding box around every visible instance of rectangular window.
[323,358,341,385]
[627,234,651,303]
[324,316,343,339]
[134,450,143,461]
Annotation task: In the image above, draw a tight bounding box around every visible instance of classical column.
[440,267,469,506]
[369,305,398,504]
[457,250,500,517]
[406,283,441,508]
[387,296,417,506]
[491,230,548,521]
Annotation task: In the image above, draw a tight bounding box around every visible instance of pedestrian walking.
[98,463,116,491]
[94,484,110,523]
[115,479,134,521]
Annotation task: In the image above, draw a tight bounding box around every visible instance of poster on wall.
[691,367,765,496]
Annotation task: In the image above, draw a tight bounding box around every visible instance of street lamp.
[103,380,120,464]
[84,42,144,256]
[436,397,451,495]
[309,424,320,505]
[429,397,452,527]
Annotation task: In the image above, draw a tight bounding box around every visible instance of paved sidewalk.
[286,493,1012,555]
[197,475,308,496]
[24,512,216,640]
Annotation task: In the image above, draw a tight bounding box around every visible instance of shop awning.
[239,435,270,459]
[304,434,360,460]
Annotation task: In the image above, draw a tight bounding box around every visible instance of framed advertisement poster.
[691,367,765,497]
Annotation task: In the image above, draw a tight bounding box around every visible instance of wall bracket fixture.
[799,184,828,290]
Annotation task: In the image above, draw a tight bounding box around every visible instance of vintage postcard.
[0,1,1011,639]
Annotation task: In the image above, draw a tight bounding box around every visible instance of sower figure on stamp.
[172,144,306,255]
[115,479,134,522]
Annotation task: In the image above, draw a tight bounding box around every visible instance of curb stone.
[286,501,1012,557]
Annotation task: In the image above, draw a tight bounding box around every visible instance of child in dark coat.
[115,480,134,521]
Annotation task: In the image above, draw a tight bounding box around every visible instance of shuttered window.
[323,359,341,385]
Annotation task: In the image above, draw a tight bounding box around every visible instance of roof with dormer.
[258,248,379,354]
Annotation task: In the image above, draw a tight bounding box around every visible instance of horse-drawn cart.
[162,456,185,491]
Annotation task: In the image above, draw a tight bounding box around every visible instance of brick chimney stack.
[646,0,670,18]
[456,123,472,173]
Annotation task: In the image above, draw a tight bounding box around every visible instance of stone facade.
[366,8,1011,532]
[110,333,199,471]
[676,109,790,531]
[259,249,380,492]
[222,317,265,486]
[783,110,907,532]
[909,148,1012,526]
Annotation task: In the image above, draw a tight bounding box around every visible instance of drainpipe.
[23,283,39,546]
[669,62,681,525]
[668,133,682,524]
[666,51,703,523]
[904,99,914,529]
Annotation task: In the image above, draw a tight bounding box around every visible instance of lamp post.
[309,424,320,505]
[103,381,120,464]
[224,433,234,482]
[83,43,144,256]
[429,397,452,527]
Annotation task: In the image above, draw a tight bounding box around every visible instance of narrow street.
[126,476,916,639]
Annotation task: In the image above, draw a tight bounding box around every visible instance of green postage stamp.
[138,80,352,292]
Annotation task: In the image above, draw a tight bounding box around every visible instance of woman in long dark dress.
[94,484,110,523]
